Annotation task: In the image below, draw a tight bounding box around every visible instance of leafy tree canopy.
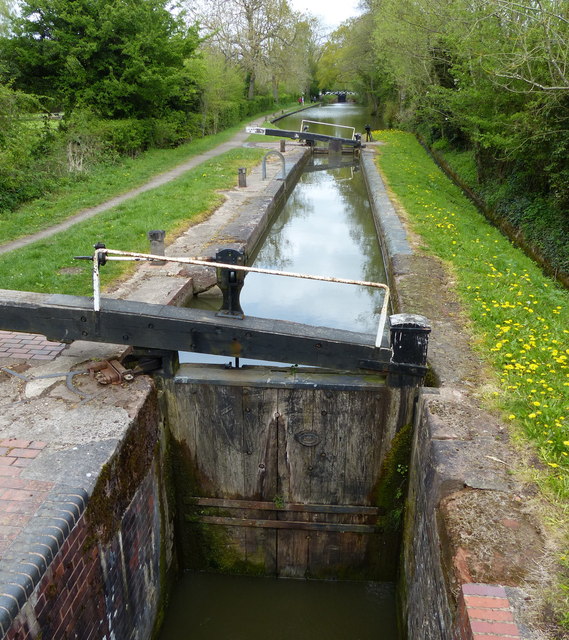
[1,0,201,118]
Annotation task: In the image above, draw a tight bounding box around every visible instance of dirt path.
[0,124,257,257]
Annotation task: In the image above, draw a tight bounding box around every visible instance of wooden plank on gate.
[185,496,381,515]
[187,514,377,534]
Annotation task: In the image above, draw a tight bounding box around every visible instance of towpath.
[0,121,259,257]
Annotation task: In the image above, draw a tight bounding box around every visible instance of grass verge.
[374,129,569,627]
[0,105,296,246]
[0,147,265,295]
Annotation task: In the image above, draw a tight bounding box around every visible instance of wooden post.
[238,167,247,187]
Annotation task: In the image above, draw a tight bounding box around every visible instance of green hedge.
[0,95,291,215]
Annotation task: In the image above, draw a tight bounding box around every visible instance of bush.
[0,88,64,212]
[150,112,201,147]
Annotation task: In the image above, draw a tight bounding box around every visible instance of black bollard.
[215,249,246,318]
[388,313,431,387]
[238,167,247,187]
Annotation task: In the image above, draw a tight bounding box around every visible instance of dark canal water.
[166,104,399,640]
[158,573,398,640]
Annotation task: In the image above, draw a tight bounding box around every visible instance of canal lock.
[0,105,535,640]
[156,120,429,638]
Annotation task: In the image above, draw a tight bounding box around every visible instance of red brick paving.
[0,330,66,360]
[0,440,54,554]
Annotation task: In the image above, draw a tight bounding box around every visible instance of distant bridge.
[321,90,356,103]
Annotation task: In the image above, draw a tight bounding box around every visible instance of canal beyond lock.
[161,104,400,639]
[181,104,387,364]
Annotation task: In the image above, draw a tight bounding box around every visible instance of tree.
[266,15,320,100]
[477,0,569,93]
[0,0,14,36]
[0,0,201,118]
[195,47,245,134]
[317,15,394,115]
[187,0,302,99]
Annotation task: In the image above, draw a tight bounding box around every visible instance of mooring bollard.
[147,230,166,265]
[238,167,247,187]
[280,139,286,153]
[388,313,431,387]
[215,248,246,318]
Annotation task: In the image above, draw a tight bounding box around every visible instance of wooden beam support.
[186,515,378,534]
[0,289,391,372]
[185,497,382,515]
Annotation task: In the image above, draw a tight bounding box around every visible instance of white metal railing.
[300,120,356,140]
[91,248,390,348]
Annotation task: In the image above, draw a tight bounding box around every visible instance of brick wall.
[400,389,531,640]
[457,584,521,640]
[2,460,168,640]
[0,392,173,640]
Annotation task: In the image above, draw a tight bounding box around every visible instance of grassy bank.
[429,139,569,280]
[374,129,569,628]
[0,104,296,246]
[374,130,568,497]
[0,147,265,295]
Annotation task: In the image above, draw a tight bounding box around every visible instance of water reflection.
[158,573,398,640]
[240,157,385,333]
[276,102,382,138]
[181,106,387,366]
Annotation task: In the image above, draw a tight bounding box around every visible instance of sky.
[289,0,363,31]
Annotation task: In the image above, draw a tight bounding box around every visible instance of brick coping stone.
[460,583,523,639]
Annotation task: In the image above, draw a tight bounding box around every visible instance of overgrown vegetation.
[0,0,317,217]
[375,130,569,628]
[321,0,569,279]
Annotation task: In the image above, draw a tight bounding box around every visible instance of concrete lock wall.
[399,388,542,640]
